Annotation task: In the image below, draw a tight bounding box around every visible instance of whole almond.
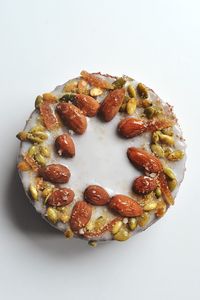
[56,102,87,134]
[70,201,92,232]
[127,147,163,173]
[118,118,175,139]
[109,195,143,217]
[39,164,71,184]
[75,94,100,117]
[84,185,110,206]
[118,118,146,138]
[99,88,125,122]
[133,176,157,194]
[47,188,74,207]
[55,133,75,157]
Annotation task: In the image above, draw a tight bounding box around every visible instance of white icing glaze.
[18,74,186,241]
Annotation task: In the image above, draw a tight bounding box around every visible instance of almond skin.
[127,147,163,173]
[70,201,92,232]
[109,195,143,217]
[118,118,146,138]
[55,133,75,157]
[118,117,175,138]
[75,94,100,117]
[39,164,71,184]
[133,176,157,194]
[47,188,74,206]
[56,102,87,134]
[99,88,125,121]
[84,185,110,206]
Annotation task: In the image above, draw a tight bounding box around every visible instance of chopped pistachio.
[88,241,97,247]
[32,131,48,140]
[112,77,126,89]
[59,93,76,102]
[151,143,165,158]
[34,153,46,166]
[137,83,148,99]
[144,106,162,119]
[64,229,74,239]
[167,150,184,161]
[16,131,28,141]
[126,98,137,115]
[168,179,177,191]
[94,216,107,230]
[42,187,53,199]
[144,200,157,211]
[161,127,174,136]
[39,145,51,158]
[46,207,58,224]
[159,133,174,145]
[59,214,70,223]
[90,87,103,97]
[111,221,123,234]
[155,187,162,198]
[29,184,38,201]
[128,218,137,231]
[113,225,130,241]
[26,133,43,144]
[30,125,45,133]
[63,80,78,93]
[127,84,137,98]
[152,131,160,143]
[35,95,43,109]
[164,167,176,180]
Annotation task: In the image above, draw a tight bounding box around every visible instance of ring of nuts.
[17,70,185,245]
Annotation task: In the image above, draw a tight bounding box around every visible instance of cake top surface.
[17,71,186,244]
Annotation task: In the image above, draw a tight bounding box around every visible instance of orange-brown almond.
[56,102,87,134]
[109,195,143,217]
[70,201,92,232]
[55,133,75,157]
[84,185,110,206]
[127,147,163,173]
[133,176,157,194]
[99,88,125,122]
[47,188,74,207]
[118,118,147,138]
[39,164,71,184]
[75,94,100,117]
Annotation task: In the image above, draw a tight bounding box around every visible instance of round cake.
[16,70,186,246]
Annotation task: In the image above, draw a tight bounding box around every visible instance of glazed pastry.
[16,70,186,246]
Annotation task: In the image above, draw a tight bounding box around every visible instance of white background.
[0,0,199,299]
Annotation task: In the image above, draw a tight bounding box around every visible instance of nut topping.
[84,185,110,206]
[39,164,71,184]
[55,133,75,157]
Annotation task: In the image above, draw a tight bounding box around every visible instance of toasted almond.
[39,164,71,184]
[55,133,75,157]
[127,147,163,173]
[99,88,125,121]
[133,176,157,195]
[70,201,92,232]
[56,102,87,134]
[47,188,74,207]
[84,185,110,206]
[109,195,143,217]
[74,94,100,117]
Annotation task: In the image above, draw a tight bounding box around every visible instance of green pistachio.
[112,77,126,89]
[137,83,148,99]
